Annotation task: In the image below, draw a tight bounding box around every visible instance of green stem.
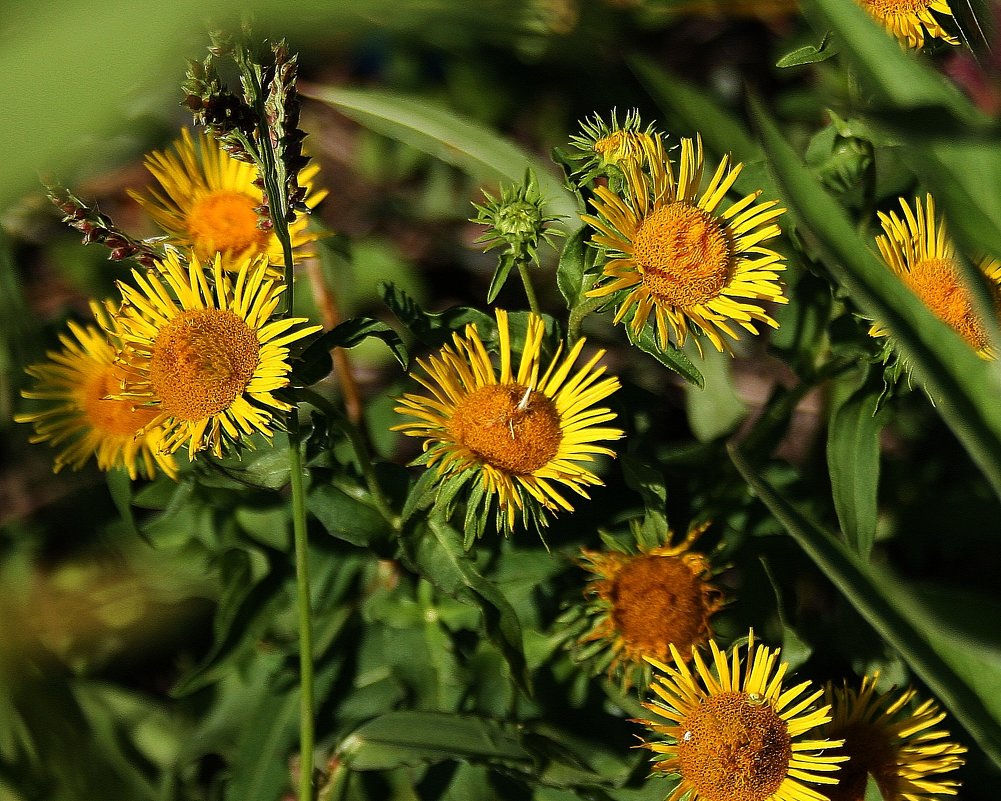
[288,415,315,800]
[517,262,541,316]
[252,72,314,801]
[567,295,604,345]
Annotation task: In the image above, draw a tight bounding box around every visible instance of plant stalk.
[517,261,541,316]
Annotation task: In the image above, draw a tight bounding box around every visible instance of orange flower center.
[187,190,269,260]
[150,309,260,422]
[82,364,159,436]
[632,202,733,307]
[609,554,715,661]
[448,383,562,474]
[862,0,934,15]
[823,722,898,801]
[678,691,792,801]
[904,257,992,351]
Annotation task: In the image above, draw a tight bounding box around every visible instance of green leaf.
[805,0,1001,349]
[105,470,141,540]
[556,225,587,309]
[775,33,838,68]
[381,282,494,350]
[863,774,887,801]
[684,343,746,441]
[403,518,528,692]
[626,323,704,388]
[730,445,1001,771]
[629,55,759,163]
[307,484,393,547]
[300,85,579,225]
[298,317,408,383]
[172,550,287,696]
[802,0,981,120]
[751,98,1001,501]
[826,373,887,558]
[337,711,532,771]
[486,253,517,304]
[619,455,668,546]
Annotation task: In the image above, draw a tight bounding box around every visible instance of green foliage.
[6,3,1001,800]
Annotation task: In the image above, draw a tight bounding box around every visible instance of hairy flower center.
[678,691,792,801]
[610,555,711,660]
[82,364,159,436]
[905,257,992,351]
[632,202,733,307]
[187,190,269,259]
[863,0,934,15]
[150,309,261,422]
[448,383,562,474]
[823,722,899,801]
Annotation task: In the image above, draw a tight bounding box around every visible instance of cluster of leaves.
[3,1,1001,801]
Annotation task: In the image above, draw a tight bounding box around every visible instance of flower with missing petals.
[572,522,725,688]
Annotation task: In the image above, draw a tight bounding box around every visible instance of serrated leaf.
[338,711,532,771]
[776,33,837,68]
[827,374,887,558]
[730,445,1001,771]
[625,323,704,388]
[381,282,494,350]
[300,85,578,225]
[751,97,1001,501]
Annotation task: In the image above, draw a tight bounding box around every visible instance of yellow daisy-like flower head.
[16,302,177,480]
[129,128,327,274]
[638,633,847,801]
[820,674,966,801]
[393,309,624,537]
[583,134,788,354]
[568,109,659,185]
[574,522,725,688]
[110,250,321,459]
[871,194,1001,358]
[859,0,959,49]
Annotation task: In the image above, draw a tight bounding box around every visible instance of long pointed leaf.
[730,446,1001,771]
[751,98,1001,500]
[300,85,579,225]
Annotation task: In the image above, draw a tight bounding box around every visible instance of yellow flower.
[638,633,847,801]
[871,194,1001,358]
[574,522,725,688]
[820,674,966,801]
[129,128,327,274]
[393,309,623,536]
[568,110,659,185]
[110,250,321,459]
[583,134,787,354]
[859,0,958,49]
[16,302,177,480]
